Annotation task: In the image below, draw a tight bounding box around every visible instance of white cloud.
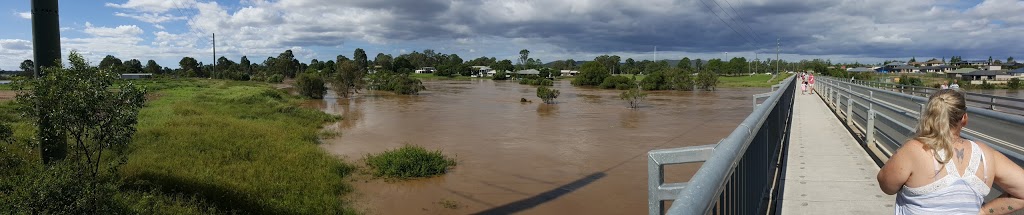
[114,12,186,24]
[16,11,31,19]
[0,39,34,70]
[83,22,144,37]
[105,0,196,13]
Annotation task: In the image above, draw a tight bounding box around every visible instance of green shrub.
[492,71,509,80]
[1009,78,1021,89]
[600,76,634,90]
[518,76,553,86]
[364,145,456,179]
[536,86,561,104]
[267,74,284,83]
[368,72,425,95]
[295,73,327,99]
[572,62,610,86]
[696,69,719,91]
[898,75,923,86]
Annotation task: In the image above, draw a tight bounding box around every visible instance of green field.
[1,79,356,214]
[718,73,794,88]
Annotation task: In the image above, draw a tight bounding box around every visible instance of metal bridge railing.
[816,77,1024,165]
[648,76,795,215]
[848,79,1024,114]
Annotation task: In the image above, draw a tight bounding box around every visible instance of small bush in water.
[364,145,457,179]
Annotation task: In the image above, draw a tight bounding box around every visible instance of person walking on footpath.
[808,73,816,95]
[877,89,1024,214]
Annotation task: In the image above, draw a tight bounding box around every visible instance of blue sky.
[2,0,1023,70]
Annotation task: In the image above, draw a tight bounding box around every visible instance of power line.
[719,0,763,43]
[698,0,758,51]
[708,0,759,46]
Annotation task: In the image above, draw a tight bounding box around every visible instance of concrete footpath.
[780,91,894,214]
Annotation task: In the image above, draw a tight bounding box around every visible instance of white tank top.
[895,140,989,214]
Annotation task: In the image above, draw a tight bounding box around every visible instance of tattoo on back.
[955,148,965,161]
[990,208,995,213]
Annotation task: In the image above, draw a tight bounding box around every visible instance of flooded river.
[308,79,767,214]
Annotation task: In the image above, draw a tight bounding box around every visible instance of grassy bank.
[1,79,356,214]
[121,79,354,214]
[718,73,793,88]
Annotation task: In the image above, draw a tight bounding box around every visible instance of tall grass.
[117,79,355,214]
[364,145,456,179]
[719,73,793,88]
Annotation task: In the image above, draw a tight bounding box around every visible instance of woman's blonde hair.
[914,89,967,164]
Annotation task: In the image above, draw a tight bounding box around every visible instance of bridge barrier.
[648,76,795,215]
[817,76,1024,166]
[849,79,1024,114]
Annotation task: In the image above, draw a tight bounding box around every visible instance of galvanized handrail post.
[847,97,854,125]
[991,97,996,110]
[867,108,875,146]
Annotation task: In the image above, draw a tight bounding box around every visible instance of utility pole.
[776,38,780,74]
[212,33,216,79]
[31,0,65,163]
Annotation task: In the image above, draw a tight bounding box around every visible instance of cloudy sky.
[2,0,1023,70]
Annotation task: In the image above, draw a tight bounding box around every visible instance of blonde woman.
[877,89,1024,214]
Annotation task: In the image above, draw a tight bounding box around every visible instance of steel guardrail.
[648,76,795,215]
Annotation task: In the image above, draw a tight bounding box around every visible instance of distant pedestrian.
[950,81,960,89]
[941,81,949,89]
[808,74,816,94]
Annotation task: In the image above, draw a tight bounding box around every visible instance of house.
[892,65,919,73]
[1009,68,1024,77]
[414,67,436,74]
[919,65,953,73]
[560,70,579,76]
[471,66,493,77]
[946,68,977,79]
[962,70,1013,84]
[984,65,1002,71]
[120,73,153,79]
[847,67,875,73]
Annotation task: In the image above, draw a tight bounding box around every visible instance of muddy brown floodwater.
[308,79,767,215]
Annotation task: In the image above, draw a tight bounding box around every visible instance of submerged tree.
[621,78,647,108]
[536,86,560,104]
[333,60,366,97]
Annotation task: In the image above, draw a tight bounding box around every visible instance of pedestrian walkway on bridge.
[780,91,894,214]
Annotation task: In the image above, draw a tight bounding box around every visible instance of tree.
[536,86,560,104]
[333,61,366,97]
[296,72,327,99]
[275,50,298,78]
[19,59,34,77]
[620,79,647,109]
[909,57,916,63]
[989,56,993,64]
[518,49,530,69]
[696,68,719,91]
[624,58,637,75]
[375,53,393,72]
[678,57,692,71]
[12,51,146,212]
[1009,56,1015,63]
[1009,78,1021,90]
[593,55,621,74]
[354,48,369,72]
[572,61,610,86]
[123,59,143,74]
[98,55,123,73]
[144,60,161,74]
[492,59,514,74]
[240,56,252,74]
[392,57,415,74]
[178,57,200,77]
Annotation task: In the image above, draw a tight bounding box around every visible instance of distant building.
[414,67,436,74]
[471,66,493,77]
[892,65,919,73]
[120,73,153,79]
[946,68,977,79]
[962,70,1012,84]
[515,69,541,76]
[560,70,579,76]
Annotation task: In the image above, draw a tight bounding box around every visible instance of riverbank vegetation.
[0,53,356,214]
[364,145,457,179]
